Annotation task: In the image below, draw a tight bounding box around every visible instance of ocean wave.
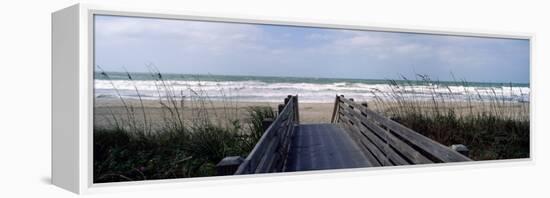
[94,79,530,103]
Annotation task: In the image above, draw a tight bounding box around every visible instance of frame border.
[55,3,535,194]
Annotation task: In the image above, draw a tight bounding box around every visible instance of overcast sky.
[94,15,530,83]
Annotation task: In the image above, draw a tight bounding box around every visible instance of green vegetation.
[369,75,529,160]
[93,67,275,183]
[93,67,530,183]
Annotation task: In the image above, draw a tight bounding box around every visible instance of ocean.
[94,72,530,103]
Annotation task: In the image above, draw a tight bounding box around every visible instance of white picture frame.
[52,3,534,194]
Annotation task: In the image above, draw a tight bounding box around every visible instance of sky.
[94,15,530,83]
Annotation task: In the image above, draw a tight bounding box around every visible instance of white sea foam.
[94,79,530,103]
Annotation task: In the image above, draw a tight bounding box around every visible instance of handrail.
[330,95,340,123]
[235,95,299,174]
[333,95,471,164]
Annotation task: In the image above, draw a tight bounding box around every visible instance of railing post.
[451,144,470,157]
[331,95,340,123]
[216,156,244,176]
[294,95,300,124]
[284,95,291,105]
[278,104,284,116]
[360,102,369,118]
[262,118,274,132]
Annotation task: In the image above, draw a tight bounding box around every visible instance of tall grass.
[93,67,275,183]
[367,75,529,160]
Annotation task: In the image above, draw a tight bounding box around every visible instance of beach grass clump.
[246,106,276,143]
[391,112,529,160]
[93,67,275,183]
[368,75,529,160]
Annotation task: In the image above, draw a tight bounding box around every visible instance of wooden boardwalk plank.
[284,124,373,172]
[233,95,471,176]
[338,97,472,163]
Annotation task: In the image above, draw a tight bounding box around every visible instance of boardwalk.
[218,95,472,175]
[285,124,373,172]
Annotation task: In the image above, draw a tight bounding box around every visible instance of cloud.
[94,15,529,83]
[95,15,266,53]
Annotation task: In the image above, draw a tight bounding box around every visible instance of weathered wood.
[339,103,408,165]
[365,109,471,162]
[339,106,410,165]
[339,102,431,164]
[294,95,300,124]
[360,115,431,164]
[341,119,389,166]
[255,137,280,173]
[337,116,381,167]
[216,156,244,176]
[235,95,300,175]
[236,94,470,175]
[285,124,374,171]
[278,110,296,171]
[451,144,470,157]
[337,96,472,163]
[331,95,340,123]
[262,118,274,132]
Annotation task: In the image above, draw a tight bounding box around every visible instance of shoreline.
[94,97,529,132]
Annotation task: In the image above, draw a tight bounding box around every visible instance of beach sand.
[94,97,529,131]
[94,98,336,130]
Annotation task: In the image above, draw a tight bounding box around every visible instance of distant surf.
[94,72,530,103]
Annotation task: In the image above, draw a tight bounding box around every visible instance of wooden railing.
[234,95,300,174]
[331,95,471,166]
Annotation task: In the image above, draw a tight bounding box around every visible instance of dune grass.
[93,67,275,183]
[94,68,530,182]
[368,75,529,160]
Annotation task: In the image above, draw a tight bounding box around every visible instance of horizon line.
[95,70,530,85]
